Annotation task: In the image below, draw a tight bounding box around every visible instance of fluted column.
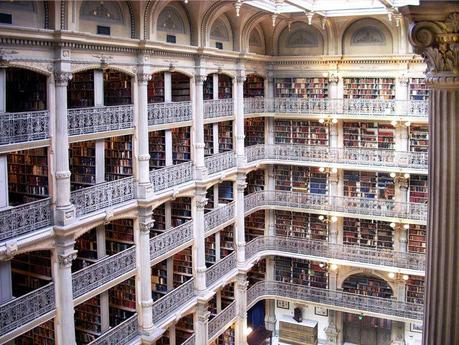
[194,300,210,345]
[406,8,459,345]
[235,73,246,167]
[192,187,207,292]
[53,237,77,344]
[193,75,207,179]
[136,71,154,199]
[234,173,247,265]
[234,273,249,345]
[53,71,75,225]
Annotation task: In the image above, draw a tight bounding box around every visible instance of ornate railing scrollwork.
[73,246,136,298]
[204,99,234,119]
[0,110,49,145]
[0,283,55,336]
[204,202,235,233]
[88,314,139,345]
[150,221,193,261]
[68,105,134,136]
[244,97,275,114]
[208,301,237,340]
[206,252,237,287]
[149,161,193,192]
[148,101,192,126]
[205,151,236,175]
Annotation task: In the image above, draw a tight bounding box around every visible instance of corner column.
[235,73,246,167]
[192,187,208,292]
[234,273,249,345]
[194,300,210,345]
[193,73,207,179]
[234,173,247,265]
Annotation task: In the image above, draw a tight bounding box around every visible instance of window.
[166,35,176,44]
[0,13,12,24]
[216,42,223,50]
[97,25,111,35]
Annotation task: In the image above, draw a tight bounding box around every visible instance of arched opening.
[0,1,46,29]
[209,15,233,51]
[154,3,191,45]
[203,73,233,100]
[5,67,47,112]
[248,26,266,55]
[244,74,265,98]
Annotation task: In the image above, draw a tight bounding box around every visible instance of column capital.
[398,75,409,86]
[140,218,155,233]
[408,12,459,83]
[138,73,152,84]
[329,74,339,84]
[236,75,247,83]
[195,74,207,84]
[58,250,77,268]
[54,71,73,87]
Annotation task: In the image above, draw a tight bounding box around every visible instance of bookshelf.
[343,78,395,100]
[148,72,165,103]
[409,125,429,152]
[274,165,328,194]
[214,325,235,345]
[218,181,233,204]
[206,234,216,267]
[8,148,49,206]
[204,74,214,100]
[173,247,193,288]
[205,187,215,213]
[245,210,265,242]
[6,67,47,112]
[248,259,265,286]
[156,330,170,345]
[275,258,328,288]
[275,77,329,99]
[244,75,265,98]
[406,276,424,304]
[244,118,265,146]
[342,274,392,298]
[220,225,234,258]
[171,72,191,102]
[409,174,428,204]
[171,198,192,227]
[105,136,133,181]
[218,121,233,152]
[275,257,293,283]
[149,130,166,169]
[75,296,102,344]
[221,283,235,309]
[409,78,428,101]
[176,315,194,344]
[246,169,265,195]
[106,220,134,255]
[152,204,166,237]
[109,304,135,327]
[68,70,94,108]
[218,74,233,99]
[204,124,214,156]
[408,224,427,254]
[103,70,132,106]
[343,122,395,149]
[109,277,136,312]
[69,141,96,190]
[151,260,168,300]
[11,251,52,297]
[343,218,394,249]
[14,319,55,345]
[275,211,328,241]
[73,229,98,271]
[343,171,394,199]
[172,127,191,164]
[274,120,329,146]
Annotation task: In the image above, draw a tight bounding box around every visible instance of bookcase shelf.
[68,70,94,109]
[343,171,394,199]
[244,118,265,146]
[73,229,98,271]
[342,274,392,298]
[8,148,49,205]
[343,78,395,100]
[171,72,191,102]
[12,251,52,297]
[218,181,233,204]
[409,174,428,204]
[156,330,170,345]
[149,130,166,169]
[176,315,194,344]
[218,121,233,152]
[213,325,235,345]
[148,72,165,103]
[343,218,394,249]
[218,74,233,99]
[204,124,214,156]
[246,169,265,195]
[171,198,192,227]
[172,127,191,164]
[244,75,265,98]
[343,122,395,150]
[105,135,133,181]
[6,67,47,112]
[109,277,136,311]
[406,276,424,304]
[245,210,265,242]
[75,296,102,344]
[173,247,193,288]
[275,211,328,241]
[409,78,428,101]
[409,125,429,153]
[151,260,168,300]
[106,220,134,255]
[275,77,329,99]
[408,224,427,254]
[152,204,166,237]
[274,165,328,194]
[104,70,132,106]
[206,234,216,267]
[69,141,96,191]
[274,120,329,146]
[248,258,266,286]
[220,225,234,258]
[275,257,328,289]
[15,319,55,345]
[204,75,214,100]
[221,283,235,309]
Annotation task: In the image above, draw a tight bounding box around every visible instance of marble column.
[234,173,247,265]
[194,300,210,345]
[53,237,77,344]
[53,71,75,225]
[325,269,342,345]
[192,187,208,291]
[193,75,207,179]
[405,7,459,345]
[235,73,246,167]
[234,273,249,345]
[264,256,276,333]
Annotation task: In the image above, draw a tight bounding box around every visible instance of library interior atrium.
[0,0,458,344]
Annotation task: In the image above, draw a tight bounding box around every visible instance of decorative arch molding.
[248,25,266,55]
[342,18,394,55]
[200,0,233,48]
[150,68,195,79]
[0,1,49,29]
[148,1,192,45]
[337,268,397,294]
[157,6,185,34]
[210,17,230,42]
[277,21,325,56]
[8,62,53,77]
[240,12,267,53]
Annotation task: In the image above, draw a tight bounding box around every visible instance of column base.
[54,204,76,226]
[136,182,155,200]
[140,327,165,344]
[324,323,340,345]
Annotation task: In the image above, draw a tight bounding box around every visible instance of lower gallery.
[2,0,454,344]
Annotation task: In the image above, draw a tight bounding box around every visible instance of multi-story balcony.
[0,110,49,149]
[204,99,234,120]
[148,101,192,127]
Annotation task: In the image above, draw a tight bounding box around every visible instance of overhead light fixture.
[388,272,395,279]
[402,274,409,281]
[244,327,253,336]
[319,117,338,125]
[390,222,396,228]
[403,224,410,230]
[318,215,338,224]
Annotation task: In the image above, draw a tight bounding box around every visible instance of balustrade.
[206,252,237,287]
[70,177,136,217]
[204,99,234,119]
[88,314,138,345]
[68,105,134,136]
[205,151,236,175]
[208,301,237,340]
[150,221,193,261]
[148,101,192,126]
[149,162,194,192]
[181,335,195,345]
[204,202,235,233]
[0,110,49,145]
[247,281,423,322]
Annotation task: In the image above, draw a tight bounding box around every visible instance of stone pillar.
[234,273,249,345]
[234,173,247,265]
[264,257,276,332]
[406,11,459,344]
[194,300,210,345]
[212,123,219,154]
[325,268,342,345]
[94,70,104,106]
[165,131,173,166]
[95,225,110,332]
[53,237,77,344]
[53,71,75,225]
[0,68,7,208]
[213,73,219,100]
[235,73,246,167]
[137,72,154,199]
[0,67,5,111]
[266,69,274,99]
[391,277,407,344]
[396,76,409,101]
[164,72,172,103]
[192,187,207,291]
[328,75,340,100]
[193,75,207,179]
